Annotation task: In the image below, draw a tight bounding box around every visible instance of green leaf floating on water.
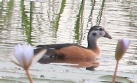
[99,75,133,83]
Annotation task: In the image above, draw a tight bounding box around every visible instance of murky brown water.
[0,0,137,73]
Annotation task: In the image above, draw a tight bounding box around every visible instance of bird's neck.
[87,39,97,49]
[87,39,101,56]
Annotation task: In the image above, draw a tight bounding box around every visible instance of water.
[0,0,137,75]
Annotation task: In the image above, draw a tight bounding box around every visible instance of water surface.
[0,0,137,78]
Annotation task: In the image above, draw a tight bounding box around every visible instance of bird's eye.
[99,28,103,31]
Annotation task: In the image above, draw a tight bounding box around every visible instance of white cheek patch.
[99,31,105,36]
[89,30,105,39]
[88,31,98,39]
[89,31,97,36]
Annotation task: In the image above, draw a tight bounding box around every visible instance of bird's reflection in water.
[38,57,100,71]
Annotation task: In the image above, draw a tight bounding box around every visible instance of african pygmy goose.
[34,26,112,69]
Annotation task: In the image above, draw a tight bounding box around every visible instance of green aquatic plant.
[112,39,130,83]
[12,44,46,83]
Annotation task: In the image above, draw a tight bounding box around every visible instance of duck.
[34,26,112,69]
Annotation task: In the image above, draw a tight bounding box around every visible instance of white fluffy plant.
[12,44,46,83]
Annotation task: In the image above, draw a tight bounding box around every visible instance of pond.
[0,0,137,83]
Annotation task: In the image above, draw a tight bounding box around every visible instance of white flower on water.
[12,44,46,70]
[115,38,130,61]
